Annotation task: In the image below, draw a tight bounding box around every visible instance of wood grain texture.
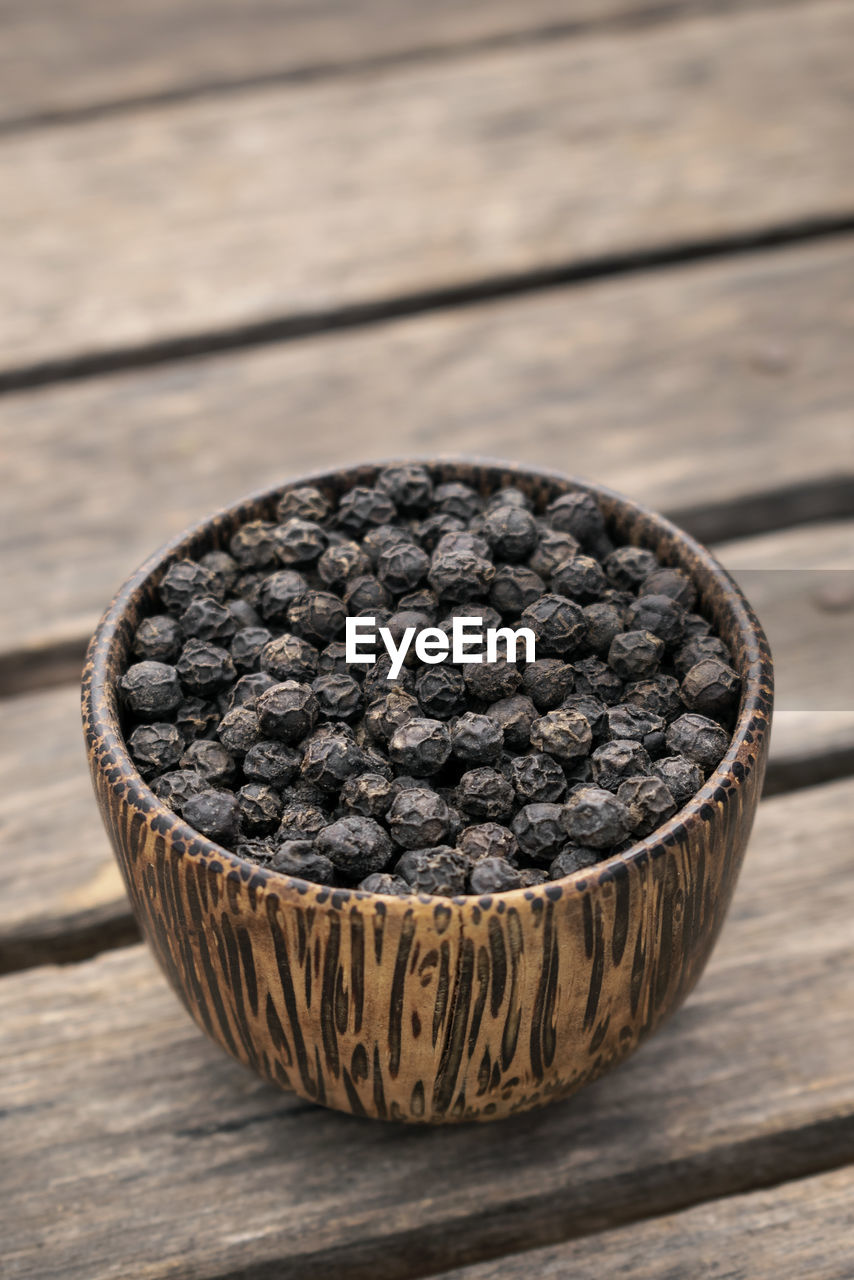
[3,776,853,1279]
[2,1,854,374]
[0,0,794,126]
[82,460,773,1123]
[427,1166,854,1280]
[3,235,853,659]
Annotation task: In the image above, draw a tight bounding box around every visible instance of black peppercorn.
[317,815,392,881]
[340,771,394,818]
[237,783,283,836]
[120,660,182,719]
[365,686,420,741]
[606,704,667,754]
[607,630,664,680]
[490,565,545,615]
[337,486,397,536]
[375,463,434,511]
[433,481,483,521]
[485,694,536,751]
[301,727,367,792]
[150,768,206,813]
[573,655,625,705]
[624,674,684,720]
[529,528,580,578]
[271,841,336,884]
[482,505,539,561]
[230,626,273,673]
[278,802,328,842]
[457,822,518,864]
[388,717,452,776]
[640,566,697,609]
[287,590,347,646]
[217,706,261,756]
[582,601,623,654]
[451,712,504,764]
[463,658,522,703]
[415,665,466,720]
[229,520,280,569]
[243,739,301,788]
[179,738,238,786]
[617,775,677,836]
[429,548,495,601]
[133,615,182,663]
[317,540,372,590]
[128,722,185,777]
[272,518,327,565]
[415,512,466,552]
[545,492,605,546]
[681,658,741,717]
[395,846,469,896]
[511,803,567,861]
[591,739,652,791]
[561,786,630,849]
[603,546,659,590]
[625,594,686,648]
[521,659,575,711]
[174,697,220,741]
[276,485,331,523]
[651,755,704,806]
[387,787,451,848]
[529,708,592,763]
[256,680,319,743]
[521,594,586,657]
[343,574,392,614]
[176,640,237,697]
[560,693,608,739]
[358,871,413,896]
[226,672,277,709]
[551,554,607,602]
[182,788,239,841]
[374,541,429,594]
[549,846,600,878]
[470,857,522,894]
[456,767,515,820]
[257,570,310,626]
[159,559,220,612]
[518,867,550,887]
[180,594,237,644]
[665,713,729,773]
[510,752,567,804]
[674,634,732,678]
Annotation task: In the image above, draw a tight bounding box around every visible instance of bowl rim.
[83,455,774,912]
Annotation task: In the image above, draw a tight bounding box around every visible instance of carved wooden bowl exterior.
[83,460,773,1123]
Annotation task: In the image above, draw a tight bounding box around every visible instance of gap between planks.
[2,777,854,1279]
[0,0,816,135]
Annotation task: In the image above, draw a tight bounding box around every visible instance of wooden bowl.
[83,459,773,1123]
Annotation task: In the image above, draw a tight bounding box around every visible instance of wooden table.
[2,2,853,1275]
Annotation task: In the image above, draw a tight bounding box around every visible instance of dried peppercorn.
[470,857,522,893]
[340,771,394,818]
[230,626,273,672]
[456,767,515,820]
[482,504,539,561]
[159,559,220,612]
[485,694,536,751]
[217,706,261,756]
[120,661,182,719]
[651,754,704,806]
[236,783,283,836]
[681,658,741,717]
[180,738,238,786]
[133,615,182,663]
[674,634,732,678]
[229,521,280,569]
[433,481,483,522]
[582,601,623,654]
[272,518,327,565]
[518,867,550,887]
[395,846,469,896]
[276,485,331,523]
[316,641,357,680]
[591,739,652,791]
[625,594,685,647]
[521,594,586,657]
[529,527,580,578]
[260,633,318,683]
[278,802,328,842]
[640,566,697,609]
[301,728,367,792]
[545,492,605,546]
[573,655,625,705]
[457,822,519,864]
[317,815,393,881]
[560,693,608,740]
[562,786,631,849]
[337,486,397,536]
[150,768,206,813]
[358,871,412,896]
[522,659,575,711]
[375,463,434,512]
[365,686,420,742]
[551,554,607,602]
[624,674,684,720]
[343,574,391,614]
[387,787,451,848]
[128,722,184,777]
[606,704,667,755]
[271,842,336,885]
[226,672,276,709]
[415,512,465,551]
[607,629,664,680]
[511,804,567,861]
[182,788,239,841]
[490,564,545,615]
[463,658,522,703]
[180,595,237,644]
[429,548,496,601]
[317,540,372,590]
[415,665,466,719]
[665,713,729,773]
[510,752,567,805]
[311,673,363,721]
[388,718,452,776]
[174,697,220,741]
[549,846,600,878]
[287,590,347,645]
[451,712,504,765]
[617,775,677,837]
[377,542,430,593]
[243,739,301,788]
[603,546,658,590]
[176,640,236,697]
[256,681,319,743]
[257,570,310,626]
[529,709,592,763]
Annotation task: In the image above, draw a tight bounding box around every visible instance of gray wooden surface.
[2,0,853,1273]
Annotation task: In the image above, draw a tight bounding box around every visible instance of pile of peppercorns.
[119,466,740,897]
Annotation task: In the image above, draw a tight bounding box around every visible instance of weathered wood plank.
[2,1,853,375]
[427,1166,854,1280]
[2,515,851,968]
[0,0,796,128]
[3,778,854,1279]
[2,235,853,662]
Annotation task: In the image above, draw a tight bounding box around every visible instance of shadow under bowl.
[82,458,773,1123]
